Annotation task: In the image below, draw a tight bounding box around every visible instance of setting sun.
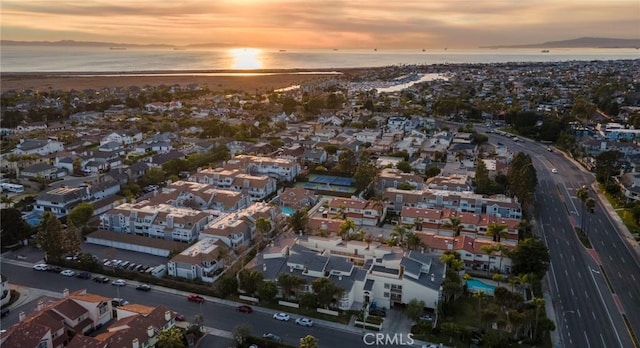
[229,48,262,70]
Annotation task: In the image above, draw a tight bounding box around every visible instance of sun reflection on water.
[229,48,262,69]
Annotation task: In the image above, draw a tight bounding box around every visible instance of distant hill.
[482,37,640,49]
[0,40,230,49]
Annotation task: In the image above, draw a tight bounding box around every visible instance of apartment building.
[168,238,227,283]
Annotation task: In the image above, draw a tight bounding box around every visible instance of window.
[384,292,390,298]
[384,283,390,289]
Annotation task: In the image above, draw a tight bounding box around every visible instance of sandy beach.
[0,71,345,93]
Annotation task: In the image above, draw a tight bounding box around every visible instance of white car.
[272,312,290,321]
[60,269,76,277]
[111,279,127,287]
[295,317,313,327]
[551,168,558,174]
[33,264,48,271]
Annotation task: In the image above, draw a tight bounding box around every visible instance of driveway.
[382,307,414,334]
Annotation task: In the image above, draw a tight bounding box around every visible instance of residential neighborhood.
[2,58,640,348]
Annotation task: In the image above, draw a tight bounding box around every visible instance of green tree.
[36,212,69,261]
[424,165,441,178]
[298,292,319,309]
[141,166,166,186]
[443,217,463,236]
[486,222,508,242]
[390,225,407,245]
[0,208,31,248]
[156,327,185,348]
[68,202,94,236]
[216,275,238,297]
[278,273,306,300]
[255,217,272,249]
[257,280,277,303]
[312,278,343,309]
[353,161,378,192]
[282,97,297,114]
[238,269,264,296]
[475,159,492,194]
[299,334,319,348]
[289,209,308,234]
[595,150,621,184]
[72,157,82,175]
[396,160,413,173]
[339,219,356,240]
[406,232,422,251]
[630,203,640,225]
[233,323,251,347]
[511,238,550,279]
[507,152,537,215]
[406,298,426,322]
[324,144,339,155]
[336,149,356,175]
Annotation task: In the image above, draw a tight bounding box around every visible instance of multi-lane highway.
[482,127,640,348]
[1,262,369,348]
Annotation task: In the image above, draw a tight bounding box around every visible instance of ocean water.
[1,46,638,73]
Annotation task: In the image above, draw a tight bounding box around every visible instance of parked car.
[47,266,62,273]
[236,305,253,313]
[136,284,151,291]
[262,333,282,342]
[295,317,313,327]
[93,276,110,283]
[272,312,290,321]
[60,270,76,277]
[111,298,129,307]
[174,313,185,321]
[419,314,433,322]
[77,272,91,279]
[187,294,205,304]
[1,309,9,318]
[33,264,48,271]
[111,279,127,287]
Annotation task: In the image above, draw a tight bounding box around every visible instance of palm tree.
[481,244,496,274]
[406,232,422,251]
[443,216,463,236]
[339,219,356,240]
[390,225,407,245]
[364,233,373,250]
[517,219,533,239]
[334,204,347,220]
[486,222,509,242]
[577,186,589,232]
[585,197,596,235]
[255,217,272,250]
[414,217,424,231]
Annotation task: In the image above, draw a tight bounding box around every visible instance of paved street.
[0,261,424,348]
[478,125,639,348]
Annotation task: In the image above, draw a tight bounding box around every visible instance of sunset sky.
[2,0,639,49]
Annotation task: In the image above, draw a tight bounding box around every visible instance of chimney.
[63,288,69,297]
[37,300,44,311]
[338,275,342,281]
[19,311,26,322]
[147,326,154,337]
[132,338,139,348]
[165,310,172,321]
[263,264,267,272]
[430,273,435,282]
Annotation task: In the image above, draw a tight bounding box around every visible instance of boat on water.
[173,47,186,51]
[109,47,126,50]
[422,48,426,52]
[541,49,550,53]
[279,49,287,52]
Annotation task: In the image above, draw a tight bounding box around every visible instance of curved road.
[482,127,639,348]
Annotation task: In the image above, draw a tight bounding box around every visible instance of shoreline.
[0,69,364,93]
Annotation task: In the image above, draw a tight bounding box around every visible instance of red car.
[174,312,185,321]
[187,294,205,304]
[237,305,253,313]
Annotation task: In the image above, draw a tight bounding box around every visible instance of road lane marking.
[585,291,589,299]
[588,265,623,346]
[591,311,595,319]
[630,291,633,299]
[618,271,622,278]
[632,274,637,281]
[571,288,574,296]
[620,256,625,264]
[584,331,592,348]
[577,271,581,279]
[571,255,575,262]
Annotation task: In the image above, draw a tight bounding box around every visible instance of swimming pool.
[281,206,295,216]
[23,212,43,227]
[466,278,496,295]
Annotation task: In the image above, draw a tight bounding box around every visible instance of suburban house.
[324,197,386,226]
[249,234,445,311]
[200,202,276,249]
[275,187,319,210]
[376,168,425,192]
[99,201,212,243]
[0,289,113,348]
[20,163,63,180]
[99,132,142,146]
[227,154,301,182]
[167,238,228,283]
[615,172,640,201]
[13,139,64,156]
